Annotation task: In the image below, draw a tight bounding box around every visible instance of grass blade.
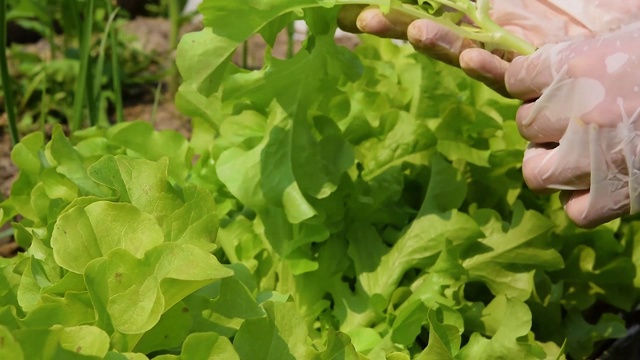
[287,21,295,59]
[167,0,180,96]
[94,3,122,125]
[0,0,19,146]
[94,5,120,100]
[71,0,96,130]
[106,1,124,124]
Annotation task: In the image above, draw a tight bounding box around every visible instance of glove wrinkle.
[508,23,640,227]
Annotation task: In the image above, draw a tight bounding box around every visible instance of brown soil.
[123,101,191,138]
[0,128,17,199]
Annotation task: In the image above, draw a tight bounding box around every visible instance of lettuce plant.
[0,2,637,360]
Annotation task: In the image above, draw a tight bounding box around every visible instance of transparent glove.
[505,22,640,228]
[339,1,639,95]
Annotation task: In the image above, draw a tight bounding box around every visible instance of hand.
[505,23,640,228]
[339,1,638,95]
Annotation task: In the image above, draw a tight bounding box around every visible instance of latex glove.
[505,22,640,228]
[339,1,640,95]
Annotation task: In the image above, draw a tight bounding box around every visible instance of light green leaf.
[217,146,266,211]
[20,292,96,329]
[437,140,490,167]
[84,244,233,334]
[13,327,103,360]
[457,296,545,360]
[107,122,191,182]
[51,201,164,274]
[318,330,362,360]
[47,126,110,197]
[463,203,562,300]
[105,352,150,360]
[416,310,461,360]
[58,325,110,358]
[0,325,24,359]
[181,332,240,360]
[133,301,193,354]
[390,300,428,346]
[89,156,219,250]
[233,302,310,360]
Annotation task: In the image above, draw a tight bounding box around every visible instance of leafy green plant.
[1,2,639,360]
[2,0,174,135]
[0,0,19,145]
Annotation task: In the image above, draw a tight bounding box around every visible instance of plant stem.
[333,0,535,55]
[242,41,249,69]
[38,73,49,132]
[94,5,119,98]
[72,0,96,130]
[107,2,124,124]
[151,81,163,126]
[0,0,19,146]
[98,2,124,124]
[287,22,295,59]
[168,0,180,96]
[45,3,57,60]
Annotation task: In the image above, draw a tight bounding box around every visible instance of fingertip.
[356,8,384,34]
[562,190,630,229]
[505,54,549,101]
[515,102,567,143]
[521,145,556,192]
[459,48,509,75]
[521,144,591,192]
[356,7,411,39]
[561,191,599,228]
[504,56,527,97]
[459,48,510,96]
[407,19,474,66]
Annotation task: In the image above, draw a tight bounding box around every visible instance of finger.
[356,7,415,40]
[459,48,510,97]
[338,5,367,34]
[505,51,555,101]
[561,189,630,229]
[407,19,476,67]
[515,102,569,143]
[522,145,591,192]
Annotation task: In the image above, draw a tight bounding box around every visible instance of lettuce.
[0,3,636,360]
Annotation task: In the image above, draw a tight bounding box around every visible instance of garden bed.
[2,2,639,359]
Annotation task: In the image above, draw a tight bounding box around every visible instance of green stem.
[151,81,163,126]
[168,0,180,96]
[106,2,124,124]
[334,0,535,55]
[242,41,249,69]
[94,5,119,100]
[71,0,96,130]
[84,0,97,127]
[45,6,57,60]
[38,71,48,132]
[0,0,19,146]
[287,21,295,59]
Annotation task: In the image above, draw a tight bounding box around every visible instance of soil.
[0,127,16,200]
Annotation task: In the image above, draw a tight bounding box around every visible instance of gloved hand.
[339,1,640,95]
[505,23,640,228]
